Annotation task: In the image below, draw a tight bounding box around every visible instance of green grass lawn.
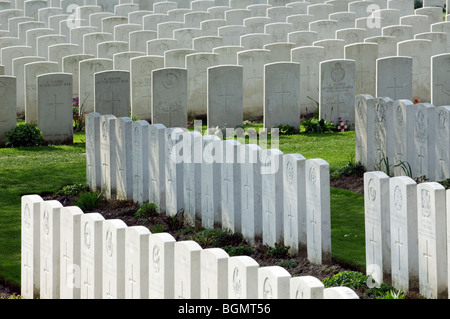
[0,126,365,288]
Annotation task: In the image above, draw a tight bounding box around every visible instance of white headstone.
[261,149,284,246]
[207,65,243,129]
[344,42,378,98]
[239,143,262,243]
[114,117,133,201]
[435,106,450,181]
[237,49,271,119]
[221,139,242,233]
[59,206,83,299]
[417,182,447,299]
[200,248,229,299]
[152,68,188,128]
[393,99,416,176]
[305,159,332,265]
[413,102,436,180]
[263,62,300,130]
[258,266,290,299]
[24,61,59,124]
[37,73,73,145]
[165,127,185,217]
[227,255,259,299]
[182,130,202,226]
[102,219,127,299]
[21,195,44,299]
[62,54,95,98]
[431,53,450,107]
[40,200,63,299]
[148,232,176,298]
[100,114,117,199]
[130,55,164,122]
[186,52,219,119]
[283,153,307,255]
[397,39,432,103]
[79,58,113,113]
[201,135,222,229]
[125,226,151,299]
[376,56,413,101]
[364,171,391,286]
[132,120,150,204]
[94,70,130,117]
[291,46,324,115]
[0,76,16,145]
[290,276,324,299]
[319,59,356,127]
[389,176,419,292]
[148,123,167,213]
[85,112,101,191]
[174,240,202,299]
[80,212,104,299]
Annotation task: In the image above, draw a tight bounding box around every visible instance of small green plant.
[150,224,165,233]
[323,271,369,291]
[74,191,103,211]
[395,160,413,178]
[214,230,245,248]
[438,178,450,190]
[277,259,297,269]
[332,154,365,178]
[190,228,224,247]
[375,156,392,176]
[165,209,184,231]
[4,124,44,147]
[277,124,299,135]
[376,289,406,299]
[266,243,290,259]
[134,203,159,222]
[223,244,254,257]
[56,183,89,196]
[302,118,336,134]
[365,282,405,299]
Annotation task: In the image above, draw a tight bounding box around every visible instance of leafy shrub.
[438,178,450,190]
[74,191,103,211]
[165,209,184,231]
[323,271,369,290]
[214,230,244,247]
[56,183,89,196]
[223,245,254,257]
[302,118,336,133]
[150,224,165,233]
[277,259,297,269]
[332,155,365,178]
[277,124,299,135]
[134,203,159,222]
[365,283,404,299]
[266,243,290,258]
[190,229,224,247]
[4,124,44,147]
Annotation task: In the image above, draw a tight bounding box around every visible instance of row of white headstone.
[0,0,450,127]
[355,94,450,182]
[21,194,359,299]
[85,112,332,262]
[364,171,450,299]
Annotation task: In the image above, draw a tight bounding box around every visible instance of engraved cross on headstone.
[310,209,317,244]
[394,228,403,271]
[387,77,404,100]
[423,240,432,284]
[48,94,65,121]
[105,92,121,115]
